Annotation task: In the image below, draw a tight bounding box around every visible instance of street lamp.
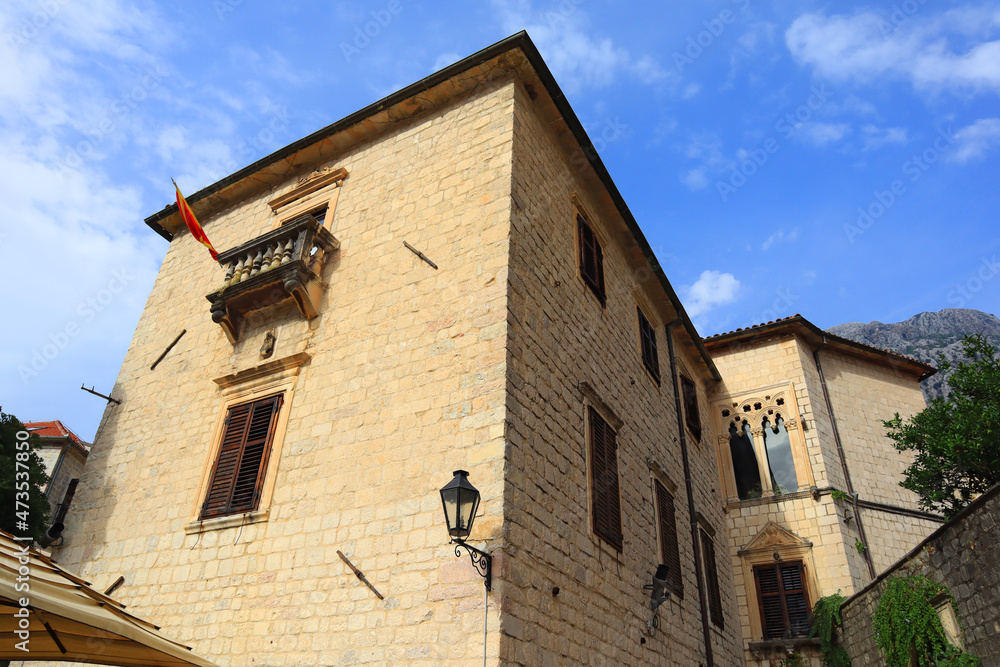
[440,470,492,591]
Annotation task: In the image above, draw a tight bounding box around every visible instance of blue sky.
[2,0,999,441]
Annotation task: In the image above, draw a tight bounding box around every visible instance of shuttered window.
[754,562,810,639]
[589,407,622,550]
[680,375,702,442]
[701,528,724,628]
[578,216,606,306]
[202,394,283,519]
[655,480,682,596]
[638,308,660,382]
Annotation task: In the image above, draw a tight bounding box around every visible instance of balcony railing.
[206,214,340,343]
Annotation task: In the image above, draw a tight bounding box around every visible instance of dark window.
[638,308,660,382]
[754,562,810,639]
[680,375,702,441]
[655,480,682,596]
[701,528,724,628]
[202,394,283,519]
[578,216,606,305]
[729,421,763,499]
[589,407,622,550]
[762,415,799,494]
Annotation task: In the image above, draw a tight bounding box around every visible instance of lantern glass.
[440,470,481,541]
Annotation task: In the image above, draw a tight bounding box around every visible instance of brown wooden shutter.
[202,395,282,519]
[655,480,682,596]
[680,376,702,442]
[638,308,660,381]
[755,561,810,639]
[701,528,724,628]
[578,216,606,306]
[589,407,622,550]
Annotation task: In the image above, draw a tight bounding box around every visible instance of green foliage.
[0,411,51,541]
[830,488,851,502]
[884,335,1000,517]
[779,653,806,667]
[855,538,866,554]
[810,593,852,667]
[872,575,979,667]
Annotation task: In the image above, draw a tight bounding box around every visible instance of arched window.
[729,420,763,499]
[761,415,798,494]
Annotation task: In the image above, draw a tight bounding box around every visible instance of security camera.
[646,564,671,610]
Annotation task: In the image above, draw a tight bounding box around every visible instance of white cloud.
[949,117,1000,162]
[861,124,909,151]
[490,0,672,93]
[680,168,709,191]
[683,270,741,317]
[681,82,702,100]
[786,8,1000,96]
[761,228,800,251]
[795,122,851,146]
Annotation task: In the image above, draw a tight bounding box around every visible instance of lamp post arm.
[452,540,492,591]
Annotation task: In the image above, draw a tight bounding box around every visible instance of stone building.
[38,33,943,667]
[47,33,744,666]
[702,316,944,665]
[24,420,89,526]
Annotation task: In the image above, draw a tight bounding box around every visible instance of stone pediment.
[739,522,812,554]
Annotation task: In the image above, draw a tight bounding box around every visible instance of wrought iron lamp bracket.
[452,539,492,591]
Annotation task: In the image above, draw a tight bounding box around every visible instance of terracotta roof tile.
[24,421,90,450]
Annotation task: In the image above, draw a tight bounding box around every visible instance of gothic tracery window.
[761,415,798,494]
[729,420,763,499]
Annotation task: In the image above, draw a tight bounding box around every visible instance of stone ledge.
[748,637,821,658]
[184,508,270,535]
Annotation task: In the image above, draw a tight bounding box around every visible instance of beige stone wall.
[499,80,742,666]
[819,348,926,510]
[50,78,516,666]
[861,508,943,575]
[46,446,87,509]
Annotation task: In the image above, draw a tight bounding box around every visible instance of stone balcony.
[206,213,339,343]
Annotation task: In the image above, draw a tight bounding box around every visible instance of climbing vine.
[778,652,807,667]
[810,593,851,667]
[871,575,980,667]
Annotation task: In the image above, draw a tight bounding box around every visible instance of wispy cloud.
[683,270,741,317]
[490,0,672,93]
[949,118,1000,162]
[861,124,908,151]
[761,227,800,251]
[786,8,1000,96]
[794,122,851,147]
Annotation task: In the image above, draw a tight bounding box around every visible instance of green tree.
[0,411,51,541]
[884,335,1000,517]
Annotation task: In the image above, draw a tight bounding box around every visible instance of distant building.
[24,420,89,528]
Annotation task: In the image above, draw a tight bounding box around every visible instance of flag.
[172,179,219,262]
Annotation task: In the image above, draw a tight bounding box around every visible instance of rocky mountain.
[828,309,1000,401]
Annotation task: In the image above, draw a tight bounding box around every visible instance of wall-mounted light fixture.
[440,470,492,591]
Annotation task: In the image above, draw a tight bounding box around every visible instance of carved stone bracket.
[206,214,339,343]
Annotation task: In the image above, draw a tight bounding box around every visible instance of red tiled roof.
[24,421,90,451]
[702,314,934,374]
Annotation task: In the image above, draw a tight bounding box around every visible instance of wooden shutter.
[202,395,283,519]
[589,407,622,550]
[755,562,810,639]
[701,528,724,628]
[638,308,660,381]
[680,376,702,442]
[578,216,606,305]
[655,480,682,596]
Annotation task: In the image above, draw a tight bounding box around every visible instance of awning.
[0,531,220,666]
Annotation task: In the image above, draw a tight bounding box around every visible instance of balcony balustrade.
[206,213,339,343]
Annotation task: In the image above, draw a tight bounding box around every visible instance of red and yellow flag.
[172,179,219,262]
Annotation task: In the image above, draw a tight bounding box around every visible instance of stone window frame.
[676,359,707,448]
[713,381,815,502]
[579,382,625,555]
[737,523,820,643]
[571,193,608,309]
[268,167,348,231]
[184,353,309,534]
